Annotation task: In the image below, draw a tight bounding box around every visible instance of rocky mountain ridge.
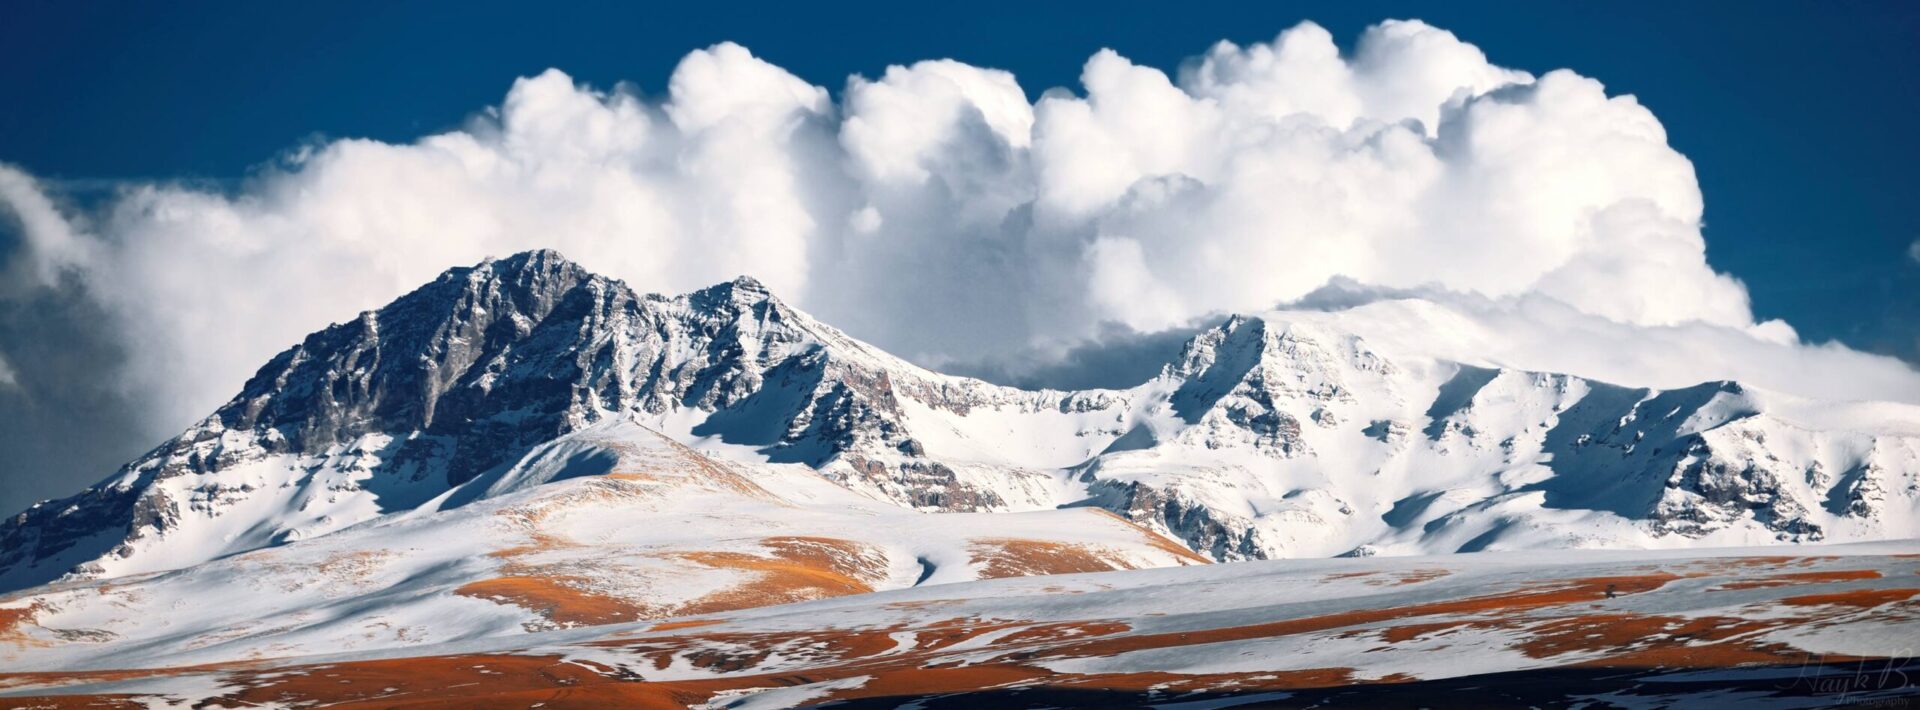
[4,249,1917,592]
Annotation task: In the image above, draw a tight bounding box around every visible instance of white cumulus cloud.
[1285,280,1920,404]
[1,20,1916,437]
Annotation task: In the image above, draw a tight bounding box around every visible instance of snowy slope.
[0,418,1201,671]
[1083,311,1920,560]
[3,248,1919,597]
[5,542,1916,707]
[0,251,1132,591]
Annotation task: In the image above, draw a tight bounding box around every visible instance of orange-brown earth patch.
[1349,577,1905,670]
[1372,620,1472,644]
[1679,556,1800,576]
[1710,568,1883,591]
[1779,587,1920,608]
[671,537,888,616]
[456,518,671,627]
[970,539,1132,578]
[997,620,1132,645]
[0,693,152,709]
[454,575,659,627]
[1518,614,1798,666]
[0,651,1391,709]
[467,511,890,624]
[220,652,710,709]
[896,615,1030,654]
[1049,573,1683,661]
[1385,568,1451,586]
[0,602,44,649]
[1324,570,1377,581]
[648,618,726,632]
[758,536,889,587]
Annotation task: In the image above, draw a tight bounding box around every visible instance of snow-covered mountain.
[4,249,1918,596]
[0,419,1202,671]
[1084,311,1920,560]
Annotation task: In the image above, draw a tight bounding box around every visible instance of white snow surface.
[5,541,1915,708]
[0,419,1198,672]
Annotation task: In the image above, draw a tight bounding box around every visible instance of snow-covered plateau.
[5,544,1917,707]
[1,250,1916,706]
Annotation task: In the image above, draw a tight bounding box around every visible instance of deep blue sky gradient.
[4,0,1917,360]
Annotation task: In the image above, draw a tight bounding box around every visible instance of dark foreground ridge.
[820,657,1920,709]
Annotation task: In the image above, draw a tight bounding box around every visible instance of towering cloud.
[2,18,1916,454]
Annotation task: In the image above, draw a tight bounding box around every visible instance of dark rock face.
[1652,440,1822,541]
[1085,478,1263,561]
[219,249,620,485]
[843,456,1006,511]
[195,251,932,485]
[0,251,945,589]
[1164,317,1324,456]
[0,486,142,590]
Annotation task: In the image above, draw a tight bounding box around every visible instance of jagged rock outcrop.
[4,250,1918,591]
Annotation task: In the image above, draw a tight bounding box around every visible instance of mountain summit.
[5,250,1919,592]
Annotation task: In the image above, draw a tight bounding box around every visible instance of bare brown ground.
[648,618,726,632]
[1386,568,1452,585]
[760,536,890,587]
[1710,568,1883,591]
[997,620,1133,645]
[1779,587,1920,607]
[1680,556,1800,574]
[2,648,1377,709]
[0,645,1384,709]
[673,552,872,613]
[454,575,660,627]
[0,695,149,709]
[457,536,890,626]
[1539,614,1814,667]
[1373,620,1468,643]
[969,539,1134,578]
[0,602,43,649]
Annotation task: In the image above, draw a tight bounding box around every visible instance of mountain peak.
[686,274,782,312]
[728,274,769,291]
[460,248,594,293]
[483,248,580,274]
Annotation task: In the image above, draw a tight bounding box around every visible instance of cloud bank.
[3,19,1917,458]
[1281,280,1920,404]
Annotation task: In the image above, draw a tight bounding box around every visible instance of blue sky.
[4,0,1917,360]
